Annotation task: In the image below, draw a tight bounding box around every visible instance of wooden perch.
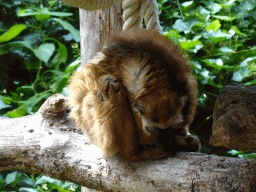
[210,84,256,152]
[0,94,256,191]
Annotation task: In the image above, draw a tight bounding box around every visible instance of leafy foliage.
[158,0,256,155]
[0,1,81,191]
[0,171,80,191]
[160,0,256,91]
[0,0,80,117]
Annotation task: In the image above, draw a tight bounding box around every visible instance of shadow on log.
[210,84,256,152]
[0,94,256,191]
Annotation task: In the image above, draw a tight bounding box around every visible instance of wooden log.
[210,84,256,152]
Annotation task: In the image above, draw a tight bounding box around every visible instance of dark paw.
[184,134,201,152]
[97,75,125,102]
[171,134,201,152]
[154,130,201,153]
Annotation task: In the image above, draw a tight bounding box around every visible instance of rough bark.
[79,4,123,66]
[0,94,256,192]
[210,84,256,152]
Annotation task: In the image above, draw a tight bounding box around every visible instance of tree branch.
[0,94,255,191]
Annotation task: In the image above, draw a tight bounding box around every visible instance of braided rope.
[61,0,162,33]
[122,0,143,30]
[141,0,162,33]
[122,0,162,33]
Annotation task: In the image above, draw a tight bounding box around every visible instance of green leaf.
[195,6,211,20]
[0,96,13,105]
[54,76,69,93]
[34,43,55,63]
[206,20,221,32]
[245,79,256,86]
[173,19,198,34]
[182,1,194,7]
[0,24,27,43]
[219,0,236,9]
[42,70,66,78]
[241,1,254,11]
[48,183,70,192]
[202,59,224,70]
[53,18,80,38]
[158,4,172,10]
[35,176,61,185]
[34,8,52,21]
[231,56,256,82]
[0,40,33,56]
[181,1,195,11]
[173,19,189,33]
[204,30,232,44]
[5,171,20,186]
[238,153,256,158]
[7,107,27,117]
[65,60,81,73]
[179,40,202,50]
[19,188,38,192]
[7,41,33,51]
[212,15,235,21]
[163,30,182,39]
[51,41,68,69]
[218,47,234,53]
[239,56,256,68]
[17,9,37,17]
[18,8,73,22]
[17,85,36,97]
[227,150,244,155]
[35,13,51,21]
[47,12,73,17]
[207,3,222,14]
[230,26,246,37]
[0,99,11,110]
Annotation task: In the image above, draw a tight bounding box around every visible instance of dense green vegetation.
[158,0,256,157]
[0,0,80,118]
[0,0,255,191]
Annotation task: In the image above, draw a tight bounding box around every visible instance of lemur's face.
[133,89,187,133]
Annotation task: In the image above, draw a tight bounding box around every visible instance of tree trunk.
[79,4,123,65]
[210,84,256,152]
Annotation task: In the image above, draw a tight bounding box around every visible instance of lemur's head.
[133,88,188,133]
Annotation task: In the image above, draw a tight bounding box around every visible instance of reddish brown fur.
[68,28,200,162]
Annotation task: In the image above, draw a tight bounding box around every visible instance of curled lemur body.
[68,28,200,162]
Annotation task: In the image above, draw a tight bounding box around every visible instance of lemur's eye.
[133,101,146,115]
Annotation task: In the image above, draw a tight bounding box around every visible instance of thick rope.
[61,0,162,33]
[122,0,143,30]
[141,0,163,33]
[122,0,162,33]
